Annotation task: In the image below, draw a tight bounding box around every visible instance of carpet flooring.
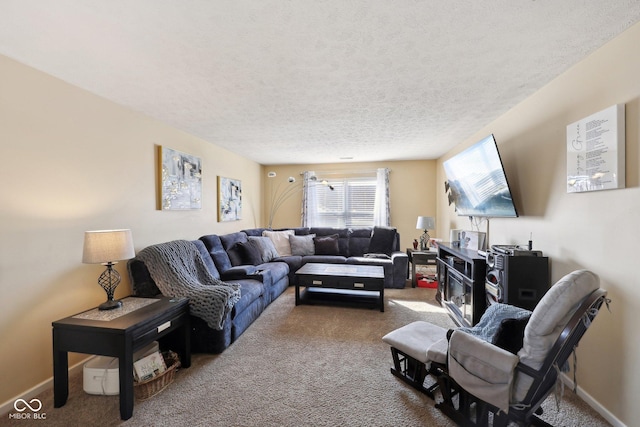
[7,287,610,426]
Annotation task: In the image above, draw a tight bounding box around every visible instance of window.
[315,177,376,227]
[302,169,390,227]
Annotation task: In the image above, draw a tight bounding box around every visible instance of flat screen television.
[443,134,518,218]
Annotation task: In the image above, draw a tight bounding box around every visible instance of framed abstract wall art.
[217,176,242,221]
[157,146,202,210]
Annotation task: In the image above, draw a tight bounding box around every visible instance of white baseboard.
[560,372,626,427]
[1,356,90,417]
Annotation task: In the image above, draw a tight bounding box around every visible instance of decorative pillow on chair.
[289,234,316,256]
[314,234,340,255]
[247,236,280,263]
[262,229,295,256]
[367,226,397,256]
[492,316,530,354]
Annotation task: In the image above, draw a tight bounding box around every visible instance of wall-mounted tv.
[443,134,518,218]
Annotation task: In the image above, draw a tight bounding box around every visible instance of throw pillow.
[367,226,397,256]
[227,243,244,266]
[289,234,316,256]
[237,241,263,265]
[262,229,295,256]
[314,234,339,255]
[247,236,280,263]
[492,316,530,354]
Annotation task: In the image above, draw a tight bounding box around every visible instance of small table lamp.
[416,216,435,250]
[82,229,135,310]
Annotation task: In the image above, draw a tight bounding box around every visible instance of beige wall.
[0,55,263,407]
[437,22,640,425]
[262,161,437,250]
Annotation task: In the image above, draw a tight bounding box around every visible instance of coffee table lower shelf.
[297,287,384,311]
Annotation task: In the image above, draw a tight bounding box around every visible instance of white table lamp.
[416,216,435,250]
[82,229,135,310]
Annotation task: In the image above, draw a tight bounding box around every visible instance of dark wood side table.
[52,296,191,420]
[406,249,438,287]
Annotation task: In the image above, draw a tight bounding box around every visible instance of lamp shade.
[82,229,135,264]
[416,216,436,230]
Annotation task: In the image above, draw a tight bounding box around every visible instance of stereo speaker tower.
[485,246,550,311]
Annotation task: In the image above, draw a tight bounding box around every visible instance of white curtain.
[373,168,390,226]
[301,170,319,227]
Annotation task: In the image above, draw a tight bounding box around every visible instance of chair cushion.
[448,329,519,413]
[513,269,599,402]
[382,321,448,364]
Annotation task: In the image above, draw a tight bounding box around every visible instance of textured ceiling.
[2,1,640,165]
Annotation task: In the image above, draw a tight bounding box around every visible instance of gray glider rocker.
[382,269,609,426]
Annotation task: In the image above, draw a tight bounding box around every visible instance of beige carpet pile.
[8,287,610,426]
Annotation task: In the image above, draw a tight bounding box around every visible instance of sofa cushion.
[368,226,397,256]
[241,228,270,237]
[257,261,290,282]
[262,229,295,256]
[290,227,312,235]
[231,279,265,317]
[289,234,316,256]
[302,255,347,264]
[128,259,161,297]
[248,236,279,263]
[199,234,234,274]
[219,231,249,251]
[349,228,372,257]
[314,234,340,255]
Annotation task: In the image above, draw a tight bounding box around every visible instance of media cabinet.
[436,243,487,327]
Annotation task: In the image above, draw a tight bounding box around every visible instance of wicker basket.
[134,351,181,401]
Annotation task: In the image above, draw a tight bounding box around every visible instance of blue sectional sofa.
[128,226,407,353]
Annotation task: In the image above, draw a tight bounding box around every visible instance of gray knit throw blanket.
[137,240,241,330]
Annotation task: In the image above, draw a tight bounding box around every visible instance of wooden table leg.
[52,347,68,408]
[118,340,135,420]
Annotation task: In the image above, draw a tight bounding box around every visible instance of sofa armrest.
[390,251,409,288]
[448,330,519,412]
[390,251,408,261]
[221,265,259,280]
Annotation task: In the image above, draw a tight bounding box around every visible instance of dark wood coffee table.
[295,263,385,311]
